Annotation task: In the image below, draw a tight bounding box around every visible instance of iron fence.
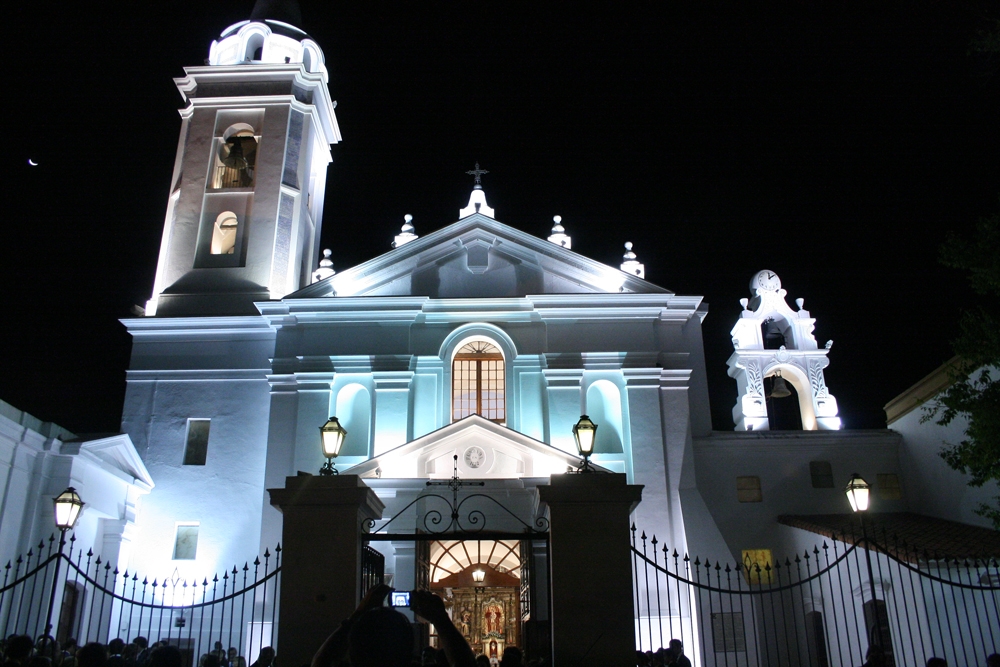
[0,535,280,667]
[631,524,1000,667]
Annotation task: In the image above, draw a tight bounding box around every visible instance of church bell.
[768,371,792,399]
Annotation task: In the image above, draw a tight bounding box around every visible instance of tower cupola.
[209,0,326,78]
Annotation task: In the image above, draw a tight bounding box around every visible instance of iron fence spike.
[95,556,102,565]
[275,543,281,552]
[87,549,93,557]
[16,556,22,564]
[640,531,646,541]
[152,579,158,587]
[70,534,76,543]
[672,549,678,557]
[142,577,148,585]
[785,557,792,566]
[651,535,658,545]
[683,554,689,562]
[4,561,9,569]
[105,562,111,570]
[215,574,220,582]
[38,540,44,549]
[795,554,801,563]
[264,548,270,558]
[725,563,731,572]
[715,562,721,571]
[693,557,700,566]
[27,550,33,558]
[254,557,260,566]
[203,578,209,586]
[243,563,249,571]
[49,534,55,543]
[631,522,636,532]
[133,573,138,581]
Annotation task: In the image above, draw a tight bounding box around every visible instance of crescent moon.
[27,159,38,166]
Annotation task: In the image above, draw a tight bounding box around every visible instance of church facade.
[3,4,998,664]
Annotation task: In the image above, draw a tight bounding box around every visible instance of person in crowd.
[665,639,690,667]
[5,636,35,667]
[147,646,181,667]
[312,583,475,667]
[210,643,227,667]
[60,639,78,667]
[201,654,220,667]
[226,648,241,667]
[986,654,1000,667]
[247,647,273,667]
[76,643,107,667]
[130,639,147,667]
[474,656,491,667]
[106,639,125,667]
[925,658,947,667]
[498,647,522,667]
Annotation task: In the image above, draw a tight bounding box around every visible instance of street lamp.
[319,416,347,475]
[572,415,598,473]
[845,473,884,651]
[47,487,84,636]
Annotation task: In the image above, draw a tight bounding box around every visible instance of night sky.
[3,1,998,435]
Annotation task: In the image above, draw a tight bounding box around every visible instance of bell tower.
[145,0,340,316]
[727,270,841,431]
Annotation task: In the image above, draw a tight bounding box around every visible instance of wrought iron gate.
[631,524,1000,667]
[0,535,280,666]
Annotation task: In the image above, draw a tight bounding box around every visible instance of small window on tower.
[736,476,763,503]
[810,461,835,488]
[183,419,210,465]
[173,523,199,560]
[877,473,902,500]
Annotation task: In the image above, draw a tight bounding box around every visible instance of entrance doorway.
[365,534,550,664]
[428,540,523,660]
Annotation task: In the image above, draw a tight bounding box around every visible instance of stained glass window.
[452,341,505,423]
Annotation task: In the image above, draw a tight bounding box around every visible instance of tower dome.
[209,0,327,77]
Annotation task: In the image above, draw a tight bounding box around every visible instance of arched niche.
[210,211,239,255]
[585,380,624,453]
[335,384,372,457]
[763,364,816,430]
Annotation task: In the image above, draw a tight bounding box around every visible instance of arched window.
[452,341,505,423]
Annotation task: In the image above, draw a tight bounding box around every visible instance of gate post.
[268,474,385,667]
[538,473,642,667]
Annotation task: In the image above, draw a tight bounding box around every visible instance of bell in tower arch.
[761,318,787,350]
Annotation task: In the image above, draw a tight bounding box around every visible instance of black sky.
[2,1,998,434]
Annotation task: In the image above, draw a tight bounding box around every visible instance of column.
[268,475,385,667]
[538,473,642,667]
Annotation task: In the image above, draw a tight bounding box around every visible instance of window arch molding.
[440,324,517,425]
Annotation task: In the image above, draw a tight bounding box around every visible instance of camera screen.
[390,591,410,607]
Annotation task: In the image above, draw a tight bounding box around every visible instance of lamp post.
[572,415,598,472]
[46,487,84,637]
[319,416,347,475]
[846,473,885,651]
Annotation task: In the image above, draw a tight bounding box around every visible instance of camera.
[390,591,410,607]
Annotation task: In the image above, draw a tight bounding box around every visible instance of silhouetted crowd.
[0,635,268,667]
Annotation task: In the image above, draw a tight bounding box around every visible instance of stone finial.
[547,215,572,249]
[393,214,418,248]
[311,248,335,283]
[620,242,645,279]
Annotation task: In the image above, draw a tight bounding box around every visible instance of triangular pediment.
[290,214,670,299]
[343,414,603,479]
[61,434,155,490]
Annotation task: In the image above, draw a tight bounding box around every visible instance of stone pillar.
[268,474,385,667]
[538,473,642,667]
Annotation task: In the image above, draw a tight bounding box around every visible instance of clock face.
[753,270,781,292]
[464,446,486,469]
